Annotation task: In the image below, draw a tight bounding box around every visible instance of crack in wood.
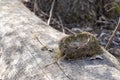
[22,40,52,80]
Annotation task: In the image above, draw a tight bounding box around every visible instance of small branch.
[64,27,76,35]
[33,0,38,13]
[104,2,115,12]
[106,7,115,12]
[36,7,76,35]
[57,14,65,33]
[105,17,120,49]
[30,31,45,47]
[47,0,56,25]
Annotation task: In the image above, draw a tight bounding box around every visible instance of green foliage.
[113,3,120,15]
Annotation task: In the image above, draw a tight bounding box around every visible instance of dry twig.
[105,18,120,49]
[57,14,65,33]
[47,0,56,25]
[34,6,76,35]
[33,0,38,13]
[30,31,46,47]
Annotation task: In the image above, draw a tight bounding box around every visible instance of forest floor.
[22,0,120,57]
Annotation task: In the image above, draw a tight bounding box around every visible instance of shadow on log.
[0,0,120,80]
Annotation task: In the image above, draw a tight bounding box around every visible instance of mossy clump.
[113,3,120,15]
[56,32,103,60]
[104,2,120,18]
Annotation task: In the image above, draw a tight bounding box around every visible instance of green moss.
[104,2,120,18]
[55,48,62,59]
[113,3,120,15]
[56,32,103,60]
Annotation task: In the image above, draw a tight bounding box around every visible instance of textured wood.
[0,0,120,80]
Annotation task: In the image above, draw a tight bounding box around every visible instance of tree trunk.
[0,0,120,80]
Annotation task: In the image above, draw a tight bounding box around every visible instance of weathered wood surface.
[0,0,120,80]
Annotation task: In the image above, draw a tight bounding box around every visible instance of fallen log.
[0,0,120,80]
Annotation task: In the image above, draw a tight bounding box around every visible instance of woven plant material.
[57,32,103,60]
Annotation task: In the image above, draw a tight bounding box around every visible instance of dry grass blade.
[32,6,75,35]
[33,0,38,13]
[47,0,56,25]
[57,14,65,33]
[105,17,120,49]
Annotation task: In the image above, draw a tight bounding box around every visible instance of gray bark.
[0,0,120,80]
